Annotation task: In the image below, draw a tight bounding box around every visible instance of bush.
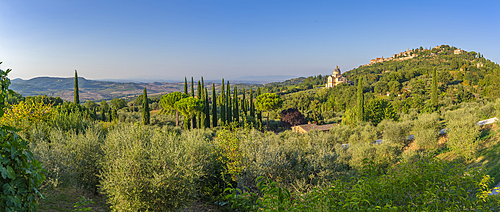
[445,108,480,161]
[413,113,441,150]
[382,120,412,147]
[30,124,104,193]
[100,124,214,211]
[225,158,500,211]
[280,108,306,128]
[237,129,349,192]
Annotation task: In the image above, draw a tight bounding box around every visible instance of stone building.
[454,48,466,54]
[325,66,349,88]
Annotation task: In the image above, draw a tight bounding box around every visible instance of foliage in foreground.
[225,158,500,211]
[0,65,46,211]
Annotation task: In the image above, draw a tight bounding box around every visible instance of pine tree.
[227,81,231,124]
[221,79,225,125]
[212,84,217,128]
[142,87,150,125]
[249,88,255,118]
[184,77,188,95]
[74,70,79,104]
[431,67,438,109]
[357,77,364,122]
[233,85,239,124]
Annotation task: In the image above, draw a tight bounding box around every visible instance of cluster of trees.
[159,77,285,130]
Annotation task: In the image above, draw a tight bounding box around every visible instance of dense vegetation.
[2,45,500,211]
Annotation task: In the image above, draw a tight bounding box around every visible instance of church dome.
[333,66,341,75]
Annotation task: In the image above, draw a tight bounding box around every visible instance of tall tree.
[431,67,438,109]
[142,87,150,125]
[220,79,225,124]
[184,77,188,95]
[191,77,196,128]
[160,92,188,127]
[191,77,195,97]
[74,70,79,104]
[257,87,262,124]
[197,80,202,128]
[101,107,106,121]
[357,77,364,122]
[242,88,246,115]
[108,107,112,122]
[227,81,231,124]
[256,93,283,131]
[212,84,217,128]
[112,107,118,122]
[205,87,210,128]
[249,88,255,118]
[233,85,239,124]
[175,97,203,130]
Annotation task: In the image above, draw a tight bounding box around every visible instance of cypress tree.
[257,87,262,124]
[191,77,196,128]
[212,84,217,128]
[101,107,106,121]
[74,70,79,104]
[191,77,195,97]
[249,88,255,118]
[227,81,231,124]
[184,77,188,95]
[242,88,246,115]
[142,87,150,125]
[221,79,225,124]
[431,67,438,109]
[356,77,364,122]
[197,80,202,128]
[201,77,205,95]
[108,108,112,122]
[205,87,210,128]
[112,107,118,122]
[233,85,239,124]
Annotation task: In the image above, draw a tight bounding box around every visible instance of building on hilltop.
[325,66,351,88]
[454,48,466,54]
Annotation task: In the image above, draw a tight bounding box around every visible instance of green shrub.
[445,109,480,161]
[30,124,104,193]
[413,113,441,150]
[382,120,412,146]
[225,158,500,211]
[100,124,214,211]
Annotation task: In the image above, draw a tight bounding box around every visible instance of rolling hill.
[10,77,184,102]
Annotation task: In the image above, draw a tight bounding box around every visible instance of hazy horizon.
[1,1,499,80]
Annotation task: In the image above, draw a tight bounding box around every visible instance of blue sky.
[0,0,499,81]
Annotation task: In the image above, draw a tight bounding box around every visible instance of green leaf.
[6,166,16,180]
[0,165,7,179]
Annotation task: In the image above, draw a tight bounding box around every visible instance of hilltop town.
[365,45,467,66]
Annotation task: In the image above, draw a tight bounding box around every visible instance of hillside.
[10,77,185,101]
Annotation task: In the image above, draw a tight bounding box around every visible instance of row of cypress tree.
[182,77,262,129]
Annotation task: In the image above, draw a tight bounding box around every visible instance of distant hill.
[10,77,184,102]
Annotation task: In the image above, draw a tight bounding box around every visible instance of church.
[325,66,350,88]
